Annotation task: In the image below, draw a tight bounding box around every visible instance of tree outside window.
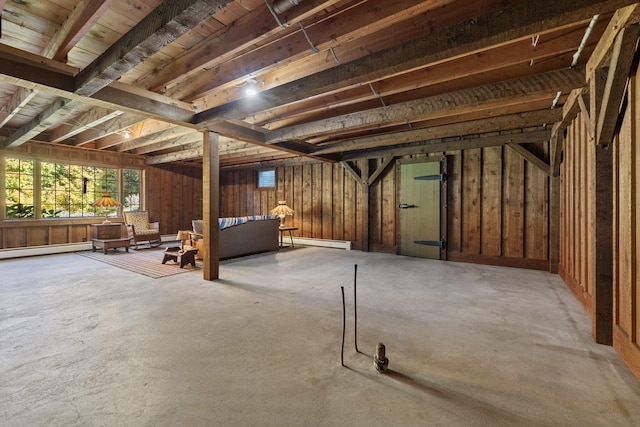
[5,158,35,218]
[123,169,141,212]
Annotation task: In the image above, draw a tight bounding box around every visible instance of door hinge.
[414,240,447,249]
[415,173,447,182]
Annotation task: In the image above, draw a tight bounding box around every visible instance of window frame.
[257,169,276,189]
[3,155,144,221]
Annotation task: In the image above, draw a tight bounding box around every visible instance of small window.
[257,169,275,188]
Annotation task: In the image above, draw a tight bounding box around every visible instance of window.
[257,169,275,188]
[5,158,35,218]
[123,169,141,212]
[3,157,141,220]
[41,162,117,218]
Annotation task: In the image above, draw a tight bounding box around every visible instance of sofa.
[191,216,279,259]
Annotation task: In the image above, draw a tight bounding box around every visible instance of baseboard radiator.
[290,237,351,250]
[0,242,94,260]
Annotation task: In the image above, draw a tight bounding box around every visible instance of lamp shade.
[92,192,121,208]
[176,230,190,241]
[270,200,294,217]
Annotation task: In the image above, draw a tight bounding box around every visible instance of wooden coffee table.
[92,237,130,254]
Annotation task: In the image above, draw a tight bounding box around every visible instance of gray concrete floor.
[1,246,640,426]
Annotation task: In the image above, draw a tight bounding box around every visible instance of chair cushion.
[125,211,151,230]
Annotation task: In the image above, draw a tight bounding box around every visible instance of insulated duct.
[274,0,300,14]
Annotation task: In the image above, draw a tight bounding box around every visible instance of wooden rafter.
[596,24,640,145]
[196,0,636,127]
[314,109,562,156]
[340,129,552,161]
[46,0,116,62]
[266,68,583,144]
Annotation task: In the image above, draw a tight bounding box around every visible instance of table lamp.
[270,200,294,226]
[92,192,121,223]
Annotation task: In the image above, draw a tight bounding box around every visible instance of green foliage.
[6,203,34,219]
[5,158,142,219]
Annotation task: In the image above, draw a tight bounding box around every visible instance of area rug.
[77,247,199,278]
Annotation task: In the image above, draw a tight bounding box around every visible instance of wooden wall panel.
[558,113,594,312]
[481,147,502,257]
[145,165,203,234]
[502,148,525,258]
[447,153,462,253]
[610,64,640,381]
[462,149,482,254]
[220,149,549,268]
[525,162,548,260]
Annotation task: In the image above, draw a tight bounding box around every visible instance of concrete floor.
[1,246,640,426]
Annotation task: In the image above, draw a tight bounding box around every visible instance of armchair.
[124,211,161,249]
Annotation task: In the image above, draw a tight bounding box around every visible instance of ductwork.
[273,0,300,14]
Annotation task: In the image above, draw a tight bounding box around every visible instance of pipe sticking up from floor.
[341,286,346,367]
[354,264,359,353]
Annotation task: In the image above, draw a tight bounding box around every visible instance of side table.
[279,226,298,247]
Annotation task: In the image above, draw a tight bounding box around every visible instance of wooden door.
[399,161,443,259]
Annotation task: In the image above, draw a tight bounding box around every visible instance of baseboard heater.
[289,237,351,250]
[0,242,93,260]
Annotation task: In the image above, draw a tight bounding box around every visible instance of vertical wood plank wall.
[220,149,550,269]
[611,65,640,380]
[446,147,549,270]
[145,165,203,235]
[558,113,594,314]
[0,150,203,248]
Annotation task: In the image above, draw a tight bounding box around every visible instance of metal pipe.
[354,264,359,353]
[341,286,346,367]
[572,15,599,67]
[274,0,300,14]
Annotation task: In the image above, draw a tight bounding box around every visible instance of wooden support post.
[588,67,613,344]
[592,143,613,345]
[203,131,220,281]
[361,159,370,252]
[549,174,560,274]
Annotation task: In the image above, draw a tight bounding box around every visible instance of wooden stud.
[203,131,220,281]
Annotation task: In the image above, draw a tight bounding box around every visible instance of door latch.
[397,203,418,209]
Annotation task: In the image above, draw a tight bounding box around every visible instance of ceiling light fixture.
[116,127,133,139]
[243,78,264,97]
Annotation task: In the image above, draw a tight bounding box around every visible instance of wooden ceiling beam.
[1,98,73,148]
[0,46,198,128]
[116,124,193,152]
[587,3,640,76]
[596,24,640,145]
[267,67,583,144]
[170,0,463,103]
[72,114,147,147]
[314,108,562,155]
[75,0,235,97]
[196,0,636,127]
[250,25,595,129]
[339,129,552,161]
[139,0,339,92]
[45,0,116,61]
[136,132,203,155]
[0,87,37,128]
[50,108,123,143]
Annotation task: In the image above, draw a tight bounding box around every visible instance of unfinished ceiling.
[0,0,634,169]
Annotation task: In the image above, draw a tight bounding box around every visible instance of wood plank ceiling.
[0,0,634,169]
